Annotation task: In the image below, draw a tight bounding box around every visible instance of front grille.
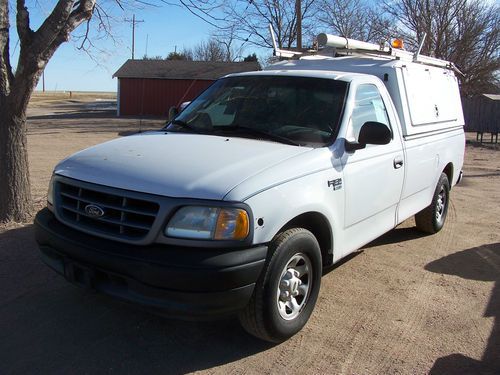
[56,181,159,240]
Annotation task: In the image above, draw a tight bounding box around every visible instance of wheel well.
[280,212,333,267]
[443,163,454,187]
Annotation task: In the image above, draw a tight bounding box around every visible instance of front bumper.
[34,208,267,319]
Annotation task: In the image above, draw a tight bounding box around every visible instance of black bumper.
[34,208,267,319]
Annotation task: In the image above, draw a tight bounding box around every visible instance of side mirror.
[168,106,178,121]
[179,101,191,112]
[345,121,392,152]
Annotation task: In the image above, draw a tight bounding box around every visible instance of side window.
[349,84,391,141]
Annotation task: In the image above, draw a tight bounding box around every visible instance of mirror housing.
[168,106,178,121]
[179,101,191,112]
[345,121,392,152]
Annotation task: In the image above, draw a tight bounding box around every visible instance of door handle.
[393,156,404,169]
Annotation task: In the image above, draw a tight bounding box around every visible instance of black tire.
[415,173,450,234]
[238,228,322,343]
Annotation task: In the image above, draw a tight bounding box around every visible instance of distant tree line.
[143,37,259,64]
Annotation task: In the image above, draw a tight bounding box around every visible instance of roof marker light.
[392,39,404,49]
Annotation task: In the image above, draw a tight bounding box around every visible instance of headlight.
[47,174,55,211]
[166,206,250,241]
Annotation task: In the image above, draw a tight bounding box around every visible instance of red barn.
[113,60,260,117]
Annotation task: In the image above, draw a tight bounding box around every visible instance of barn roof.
[483,94,500,101]
[113,60,260,80]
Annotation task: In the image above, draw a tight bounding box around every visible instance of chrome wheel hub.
[436,187,446,223]
[277,253,312,320]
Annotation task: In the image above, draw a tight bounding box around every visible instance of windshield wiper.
[167,119,199,133]
[214,125,301,146]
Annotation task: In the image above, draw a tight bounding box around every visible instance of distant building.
[113,60,260,117]
[463,94,500,135]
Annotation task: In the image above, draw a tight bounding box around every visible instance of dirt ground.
[0,96,499,374]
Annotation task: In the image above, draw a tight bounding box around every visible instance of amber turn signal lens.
[214,208,249,240]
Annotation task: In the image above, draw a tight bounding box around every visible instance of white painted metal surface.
[54,132,311,200]
[52,49,466,264]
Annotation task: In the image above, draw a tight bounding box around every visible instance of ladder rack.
[317,33,457,71]
[268,25,463,76]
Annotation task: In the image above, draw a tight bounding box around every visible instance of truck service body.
[35,38,465,342]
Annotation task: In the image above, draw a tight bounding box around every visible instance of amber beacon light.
[391,39,404,49]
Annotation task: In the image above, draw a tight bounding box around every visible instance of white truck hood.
[55,131,311,200]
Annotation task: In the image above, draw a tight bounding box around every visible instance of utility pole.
[125,14,144,59]
[296,0,302,50]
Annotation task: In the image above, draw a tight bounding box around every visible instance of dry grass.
[29,91,116,106]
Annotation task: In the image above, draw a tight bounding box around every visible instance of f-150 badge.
[328,178,342,191]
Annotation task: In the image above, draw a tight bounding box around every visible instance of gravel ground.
[0,98,498,374]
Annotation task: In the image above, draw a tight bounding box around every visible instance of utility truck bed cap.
[264,54,464,137]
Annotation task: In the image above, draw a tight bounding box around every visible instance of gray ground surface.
[0,99,499,374]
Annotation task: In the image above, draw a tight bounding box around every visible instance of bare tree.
[450,1,499,95]
[152,32,248,62]
[212,25,239,61]
[384,0,499,95]
[184,0,317,49]
[191,38,230,61]
[0,0,97,222]
[317,0,397,43]
[317,0,367,39]
[166,50,194,60]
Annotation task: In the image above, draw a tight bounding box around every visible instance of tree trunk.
[0,0,96,223]
[0,39,42,223]
[0,102,33,222]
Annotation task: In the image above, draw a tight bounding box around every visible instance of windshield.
[166,75,348,147]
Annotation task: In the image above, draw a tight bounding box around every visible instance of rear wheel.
[238,228,322,343]
[415,173,450,234]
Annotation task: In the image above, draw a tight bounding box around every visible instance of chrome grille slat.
[76,188,83,222]
[59,191,157,216]
[60,204,152,230]
[56,181,160,240]
[120,197,127,235]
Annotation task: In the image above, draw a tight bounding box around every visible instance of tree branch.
[11,0,96,110]
[16,0,34,45]
[35,0,75,49]
[23,0,95,66]
[0,0,14,96]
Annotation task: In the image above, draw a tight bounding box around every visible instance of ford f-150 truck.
[34,34,465,342]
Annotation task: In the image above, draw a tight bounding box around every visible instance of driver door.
[341,83,405,251]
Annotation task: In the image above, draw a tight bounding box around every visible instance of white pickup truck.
[35,35,465,342]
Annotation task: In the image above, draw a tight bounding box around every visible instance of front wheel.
[415,172,450,234]
[238,228,322,343]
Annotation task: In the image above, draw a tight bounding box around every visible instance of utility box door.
[402,65,462,128]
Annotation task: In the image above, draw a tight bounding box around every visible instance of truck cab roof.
[225,66,366,83]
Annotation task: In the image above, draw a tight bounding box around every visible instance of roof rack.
[317,33,463,74]
[268,25,463,76]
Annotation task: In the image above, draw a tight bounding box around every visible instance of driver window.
[348,84,391,141]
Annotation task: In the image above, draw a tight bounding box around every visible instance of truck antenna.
[268,24,303,59]
[413,32,427,62]
[269,24,278,53]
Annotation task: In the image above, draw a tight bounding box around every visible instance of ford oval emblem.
[85,204,105,218]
